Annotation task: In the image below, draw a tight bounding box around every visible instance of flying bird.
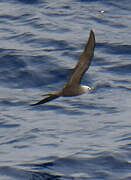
[31,30,95,106]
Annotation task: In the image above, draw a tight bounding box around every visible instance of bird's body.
[31,30,95,106]
[62,85,91,97]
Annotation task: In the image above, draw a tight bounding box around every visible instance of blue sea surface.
[0,0,131,179]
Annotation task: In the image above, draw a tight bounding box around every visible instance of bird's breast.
[62,85,90,97]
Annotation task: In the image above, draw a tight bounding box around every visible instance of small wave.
[105,64,131,75]
[17,0,41,5]
[91,16,126,29]
[97,43,131,55]
[0,120,20,129]
[0,166,61,180]
[18,153,131,179]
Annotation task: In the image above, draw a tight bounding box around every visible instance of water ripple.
[0,0,131,179]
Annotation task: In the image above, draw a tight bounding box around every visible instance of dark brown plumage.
[31,30,95,106]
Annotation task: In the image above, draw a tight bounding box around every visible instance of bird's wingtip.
[90,29,95,39]
[90,29,94,34]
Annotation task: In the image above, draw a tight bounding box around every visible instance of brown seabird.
[31,30,95,106]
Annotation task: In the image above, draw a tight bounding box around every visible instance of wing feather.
[64,30,95,88]
[31,94,59,106]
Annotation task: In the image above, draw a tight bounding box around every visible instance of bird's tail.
[31,92,61,106]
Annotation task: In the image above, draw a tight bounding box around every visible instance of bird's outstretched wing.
[31,93,60,106]
[64,30,95,88]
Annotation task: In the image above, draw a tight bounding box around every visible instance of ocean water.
[0,0,131,179]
